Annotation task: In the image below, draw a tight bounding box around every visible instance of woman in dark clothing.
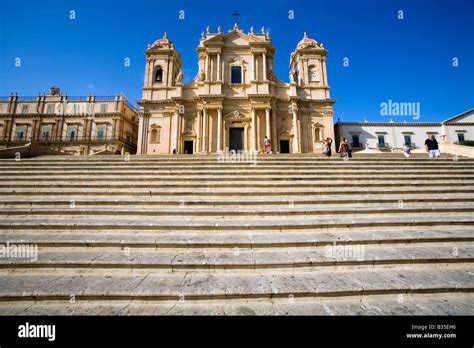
[323,137,332,157]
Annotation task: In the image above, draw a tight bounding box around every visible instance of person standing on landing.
[338,137,348,158]
[323,138,332,158]
[425,134,440,159]
[264,136,271,154]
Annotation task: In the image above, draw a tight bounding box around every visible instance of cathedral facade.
[137,24,335,154]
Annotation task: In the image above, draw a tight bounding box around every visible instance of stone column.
[217,54,221,81]
[196,109,202,153]
[217,107,222,152]
[251,53,255,80]
[251,108,257,151]
[271,108,277,152]
[145,59,150,87]
[173,111,179,152]
[292,104,300,153]
[205,54,209,82]
[265,107,271,138]
[202,107,208,152]
[263,53,267,81]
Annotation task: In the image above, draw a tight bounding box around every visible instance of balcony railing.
[67,96,89,101]
[0,135,136,147]
[95,96,116,101]
[17,96,38,101]
[377,143,389,148]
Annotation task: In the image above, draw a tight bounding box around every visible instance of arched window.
[231,66,242,84]
[309,65,319,82]
[155,68,163,82]
[150,127,161,143]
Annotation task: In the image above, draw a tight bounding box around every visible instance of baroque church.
[136,24,335,154]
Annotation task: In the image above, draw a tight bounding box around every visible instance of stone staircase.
[0,153,473,315]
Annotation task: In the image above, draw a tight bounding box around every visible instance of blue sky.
[0,0,472,122]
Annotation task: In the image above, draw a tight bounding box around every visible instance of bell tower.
[142,33,182,101]
[289,32,330,100]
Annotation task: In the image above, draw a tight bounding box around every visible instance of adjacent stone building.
[335,108,474,150]
[137,24,335,154]
[0,87,139,155]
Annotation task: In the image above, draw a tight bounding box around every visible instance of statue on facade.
[198,69,205,81]
[175,70,184,84]
[267,68,275,81]
[289,70,296,83]
[49,86,60,96]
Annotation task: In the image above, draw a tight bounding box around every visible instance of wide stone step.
[0,242,472,270]
[1,225,472,248]
[1,214,473,230]
[1,180,474,189]
[1,292,472,315]
[3,169,474,177]
[0,265,471,301]
[0,193,471,207]
[2,174,474,181]
[2,162,473,169]
[0,203,473,217]
[1,187,473,197]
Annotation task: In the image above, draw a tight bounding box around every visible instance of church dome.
[297,32,320,48]
[150,33,173,48]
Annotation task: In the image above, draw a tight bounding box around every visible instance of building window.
[46,104,53,114]
[404,135,412,146]
[67,126,77,142]
[100,104,107,113]
[308,65,319,82]
[457,133,465,144]
[96,125,106,141]
[352,135,360,148]
[15,126,26,141]
[150,127,161,143]
[21,105,29,114]
[377,134,386,147]
[41,126,52,140]
[155,68,163,82]
[231,66,242,84]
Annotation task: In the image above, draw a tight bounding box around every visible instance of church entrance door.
[184,140,193,154]
[280,140,290,153]
[229,128,244,152]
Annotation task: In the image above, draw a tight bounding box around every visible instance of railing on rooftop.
[0,97,9,102]
[67,96,89,101]
[95,96,116,101]
[17,97,37,101]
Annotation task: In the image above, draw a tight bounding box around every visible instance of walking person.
[424,134,440,159]
[345,138,352,158]
[338,137,348,158]
[264,136,271,154]
[323,137,332,158]
[402,143,411,158]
